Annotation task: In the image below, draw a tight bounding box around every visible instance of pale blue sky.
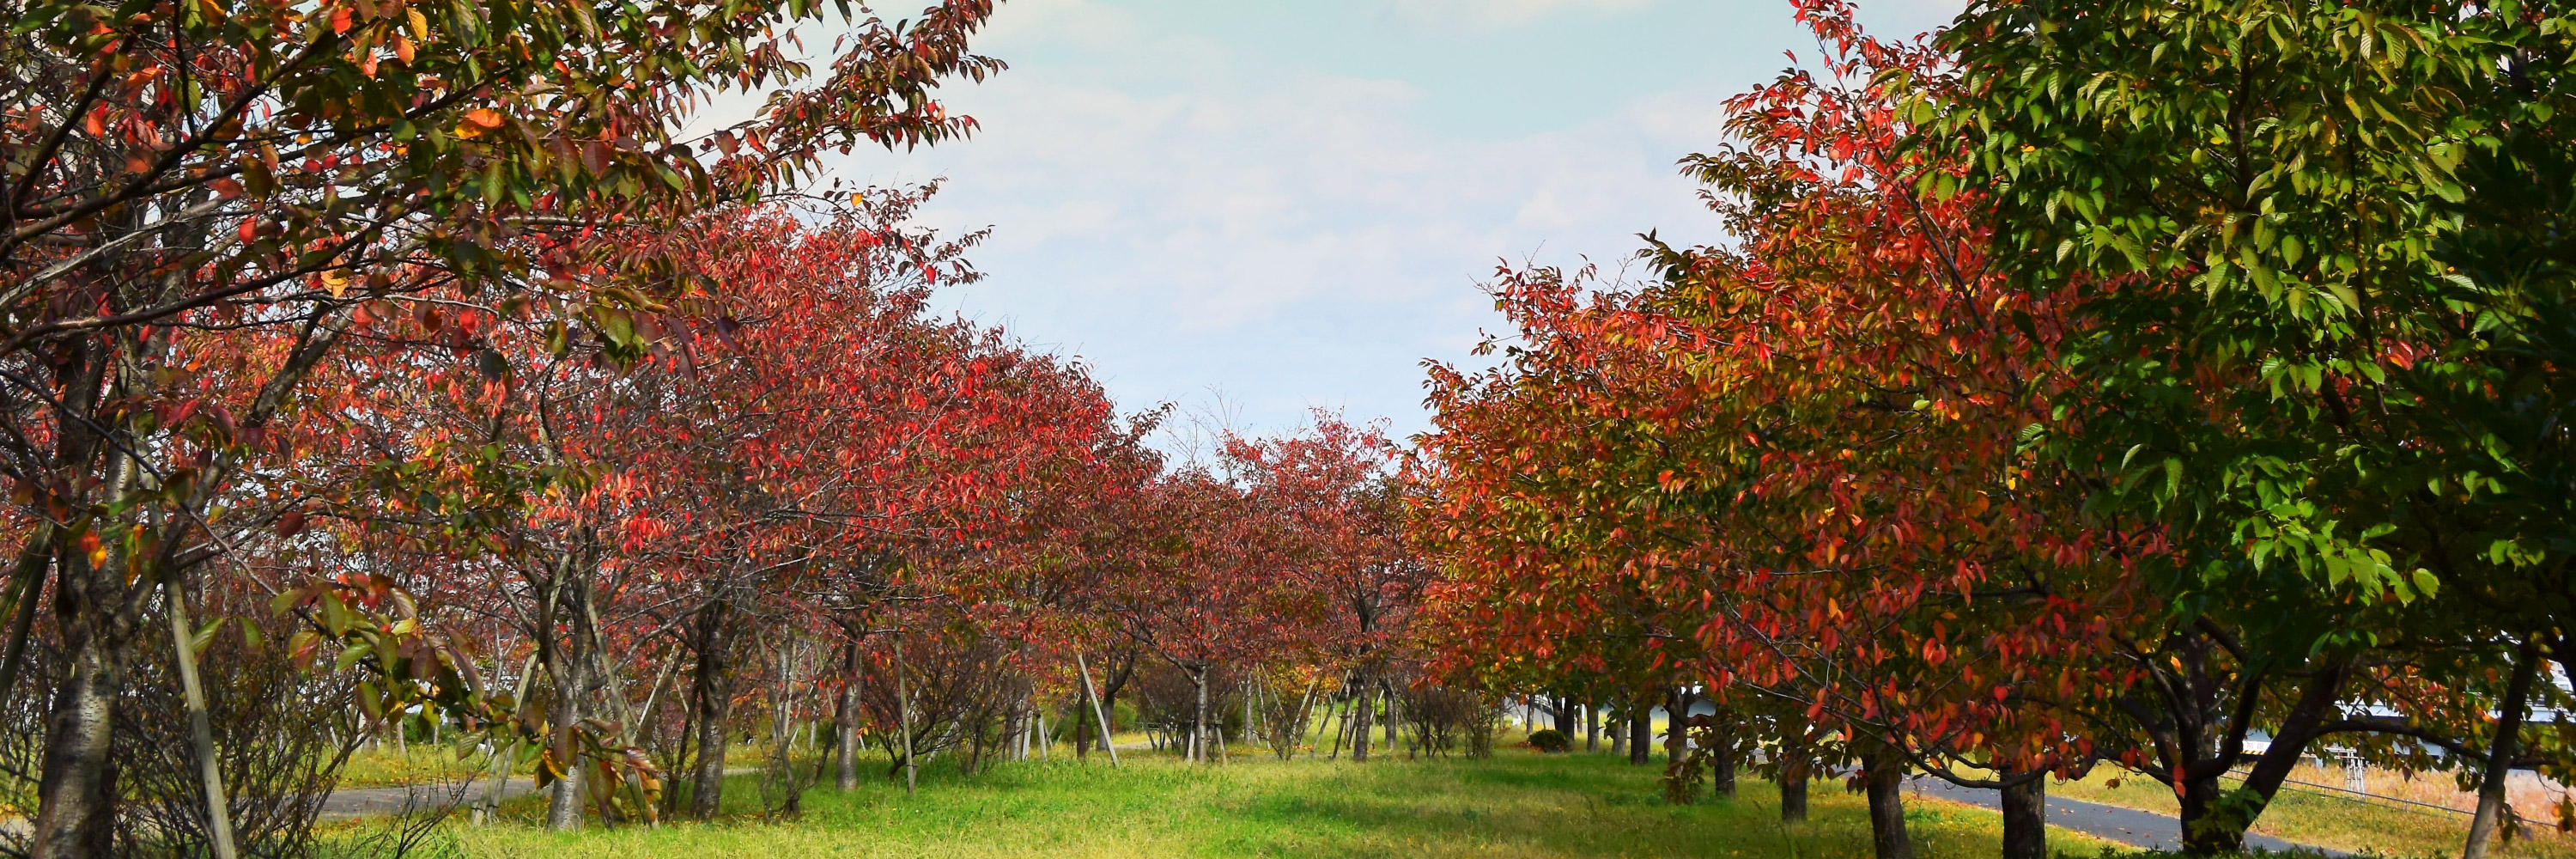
[825,0,1964,445]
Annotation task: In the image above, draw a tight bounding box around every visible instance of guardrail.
[2221,766,2477,819]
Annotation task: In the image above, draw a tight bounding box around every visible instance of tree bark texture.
[29,547,134,859]
[687,600,736,819]
[543,577,592,832]
[1662,687,1685,766]
[2002,772,2047,859]
[835,642,860,791]
[1863,748,1915,859]
[2465,636,2543,859]
[1350,680,1375,763]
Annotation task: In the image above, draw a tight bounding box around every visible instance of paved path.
[1908,777,2344,856]
[318,777,538,819]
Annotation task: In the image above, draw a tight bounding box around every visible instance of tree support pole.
[1076,651,1118,766]
[164,575,238,859]
[895,637,915,795]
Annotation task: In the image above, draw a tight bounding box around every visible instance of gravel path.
[1908,777,2345,856]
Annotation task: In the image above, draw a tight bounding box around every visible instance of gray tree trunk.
[2465,636,2543,859]
[29,541,132,859]
[1191,667,1210,763]
[835,642,860,791]
[544,635,587,830]
[1350,681,1374,763]
[1662,687,1686,767]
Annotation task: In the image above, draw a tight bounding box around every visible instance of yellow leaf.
[406,7,428,39]
[322,269,350,297]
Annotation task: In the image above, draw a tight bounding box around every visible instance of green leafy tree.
[1935,1,2576,852]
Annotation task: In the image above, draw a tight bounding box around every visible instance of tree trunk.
[541,555,596,832]
[1780,757,1810,822]
[1710,714,1736,798]
[1328,696,1352,759]
[1192,666,1211,763]
[2177,768,2232,852]
[687,601,735,819]
[29,549,131,859]
[1350,679,1374,763]
[2002,772,2047,859]
[1609,698,1626,758]
[835,642,860,791]
[1096,655,1132,753]
[1584,703,1599,752]
[1074,698,1090,761]
[2466,636,2543,859]
[769,651,803,813]
[1554,695,1576,737]
[0,526,58,716]
[487,654,538,824]
[1662,687,1686,767]
[2180,661,2349,854]
[1097,687,1118,752]
[1382,681,1398,752]
[1625,705,1649,765]
[544,634,588,831]
[1864,747,1915,859]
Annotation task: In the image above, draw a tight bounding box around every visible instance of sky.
[820,0,1965,446]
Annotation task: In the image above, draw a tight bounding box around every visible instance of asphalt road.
[1908,777,2345,856]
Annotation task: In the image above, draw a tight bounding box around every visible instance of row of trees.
[0,1,1474,856]
[1415,1,2576,857]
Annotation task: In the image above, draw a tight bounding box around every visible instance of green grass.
[339,743,524,788]
[459,750,2113,859]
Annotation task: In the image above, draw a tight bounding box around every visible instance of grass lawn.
[339,745,523,789]
[2049,766,2576,859]
[457,750,2112,859]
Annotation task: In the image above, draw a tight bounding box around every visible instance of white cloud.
[817,0,1964,440]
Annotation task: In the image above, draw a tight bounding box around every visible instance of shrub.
[1526,728,1571,752]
